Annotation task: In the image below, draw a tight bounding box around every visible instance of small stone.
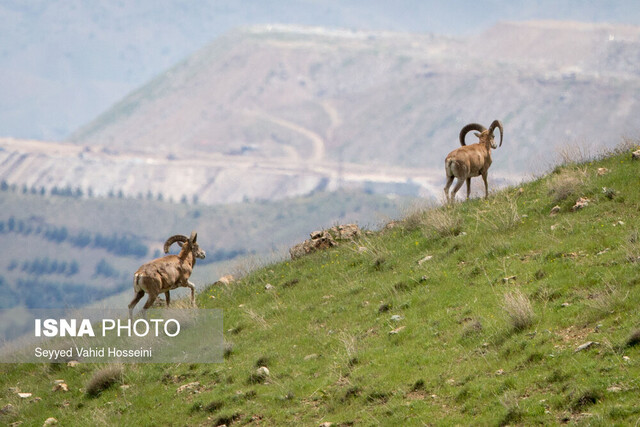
[597,167,609,176]
[176,381,200,394]
[390,315,403,321]
[550,224,559,230]
[550,205,561,216]
[51,383,68,392]
[319,422,334,427]
[623,356,631,362]
[264,283,274,290]
[215,274,235,286]
[384,220,399,230]
[304,354,319,361]
[417,255,433,265]
[256,366,270,377]
[632,149,640,160]
[43,418,58,426]
[120,385,130,390]
[17,392,32,398]
[517,187,524,194]
[389,326,406,335]
[495,369,504,376]
[607,385,622,393]
[571,197,590,212]
[0,404,15,415]
[66,361,79,367]
[575,341,599,352]
[502,275,516,283]
[561,302,570,307]
[357,246,368,253]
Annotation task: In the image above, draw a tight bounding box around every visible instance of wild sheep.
[128,231,206,318]
[444,120,504,202]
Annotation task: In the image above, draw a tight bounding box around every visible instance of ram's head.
[163,231,206,260]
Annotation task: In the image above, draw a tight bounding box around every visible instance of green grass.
[3,142,640,425]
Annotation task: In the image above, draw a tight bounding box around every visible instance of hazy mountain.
[2,1,640,140]
[16,21,628,203]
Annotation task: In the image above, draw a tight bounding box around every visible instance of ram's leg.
[466,178,471,200]
[482,172,489,199]
[165,291,171,307]
[141,291,158,319]
[444,175,455,203]
[450,178,465,202]
[128,290,145,319]
[186,280,196,307]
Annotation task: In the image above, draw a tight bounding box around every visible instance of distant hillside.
[69,21,640,177]
[2,22,639,205]
[3,139,640,425]
[4,1,640,140]
[0,185,408,318]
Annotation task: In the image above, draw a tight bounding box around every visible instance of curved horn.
[459,123,487,146]
[488,120,504,147]
[164,234,188,253]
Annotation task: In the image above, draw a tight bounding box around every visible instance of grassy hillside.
[3,141,640,425]
[0,188,406,314]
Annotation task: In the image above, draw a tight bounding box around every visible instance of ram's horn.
[488,120,504,147]
[459,123,487,146]
[163,234,188,253]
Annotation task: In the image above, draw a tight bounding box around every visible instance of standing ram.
[444,120,504,202]
[128,231,206,318]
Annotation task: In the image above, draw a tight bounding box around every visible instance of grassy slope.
[0,189,406,311]
[3,145,640,425]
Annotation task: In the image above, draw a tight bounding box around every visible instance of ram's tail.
[445,157,469,178]
[133,273,144,292]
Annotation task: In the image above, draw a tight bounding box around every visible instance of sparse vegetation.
[547,167,587,203]
[85,365,123,397]
[2,142,640,424]
[502,289,535,331]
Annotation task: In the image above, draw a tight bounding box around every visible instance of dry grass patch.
[419,206,463,238]
[547,167,589,203]
[401,199,462,237]
[85,364,123,397]
[502,289,535,331]
[474,193,521,232]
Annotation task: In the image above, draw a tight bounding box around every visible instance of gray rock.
[575,341,599,352]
